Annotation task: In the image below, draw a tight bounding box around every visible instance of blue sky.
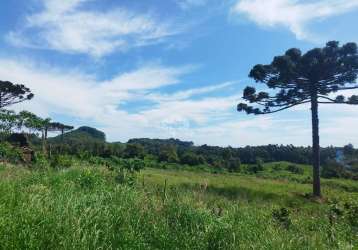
[0,0,358,146]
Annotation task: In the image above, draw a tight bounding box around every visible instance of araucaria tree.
[0,81,34,108]
[237,41,358,197]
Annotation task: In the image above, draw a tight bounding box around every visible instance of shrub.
[88,156,109,166]
[180,152,203,166]
[255,158,264,171]
[0,142,22,163]
[158,146,179,163]
[272,163,284,171]
[76,169,102,189]
[123,143,145,159]
[272,207,291,229]
[227,158,241,172]
[246,165,260,174]
[322,160,346,178]
[286,164,304,175]
[246,158,264,174]
[328,199,358,230]
[33,152,50,169]
[105,157,145,186]
[6,133,29,147]
[50,155,73,169]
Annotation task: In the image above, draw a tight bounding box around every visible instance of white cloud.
[1,58,357,146]
[0,58,187,118]
[0,58,240,142]
[7,0,178,57]
[232,0,358,40]
[147,81,236,102]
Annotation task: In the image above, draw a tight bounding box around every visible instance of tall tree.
[17,111,42,136]
[237,41,358,197]
[48,122,74,140]
[41,118,52,154]
[0,81,34,108]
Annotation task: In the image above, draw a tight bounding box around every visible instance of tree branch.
[259,100,311,115]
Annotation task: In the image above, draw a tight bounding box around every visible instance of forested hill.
[50,126,106,143]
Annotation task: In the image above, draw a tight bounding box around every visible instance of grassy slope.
[0,163,357,249]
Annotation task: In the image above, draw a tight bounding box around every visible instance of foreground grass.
[0,163,357,249]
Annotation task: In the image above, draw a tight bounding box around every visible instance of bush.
[247,165,260,174]
[328,199,358,230]
[50,155,73,169]
[0,142,22,163]
[322,160,346,179]
[33,152,50,169]
[247,158,264,174]
[272,207,291,229]
[227,158,241,172]
[123,144,145,159]
[105,157,145,186]
[88,156,109,166]
[255,158,264,171]
[272,163,284,171]
[6,133,29,147]
[158,146,179,163]
[286,164,304,175]
[180,152,204,166]
[76,169,102,189]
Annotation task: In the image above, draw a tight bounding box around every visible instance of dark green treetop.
[0,81,34,108]
[237,41,358,114]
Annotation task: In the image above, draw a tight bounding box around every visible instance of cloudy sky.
[0,0,358,146]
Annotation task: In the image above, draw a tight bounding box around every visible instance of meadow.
[0,161,357,250]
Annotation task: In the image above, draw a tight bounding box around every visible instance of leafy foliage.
[238,41,358,115]
[0,142,22,163]
[286,164,304,175]
[50,155,74,169]
[272,207,291,229]
[0,81,34,108]
[123,143,145,159]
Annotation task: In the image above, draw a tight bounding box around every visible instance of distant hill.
[49,126,106,144]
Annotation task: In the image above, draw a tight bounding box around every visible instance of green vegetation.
[0,161,357,249]
[1,42,358,249]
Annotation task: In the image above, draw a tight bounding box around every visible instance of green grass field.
[0,162,357,249]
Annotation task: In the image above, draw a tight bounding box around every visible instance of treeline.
[43,134,357,170]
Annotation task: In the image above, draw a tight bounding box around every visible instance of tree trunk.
[45,128,48,154]
[41,129,45,153]
[311,93,321,197]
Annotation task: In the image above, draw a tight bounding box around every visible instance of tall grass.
[0,163,357,249]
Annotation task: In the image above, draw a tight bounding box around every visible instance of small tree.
[158,145,179,163]
[17,111,53,153]
[0,110,18,136]
[17,111,43,136]
[343,143,355,156]
[237,41,358,197]
[0,81,34,108]
[228,157,241,172]
[124,143,145,159]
